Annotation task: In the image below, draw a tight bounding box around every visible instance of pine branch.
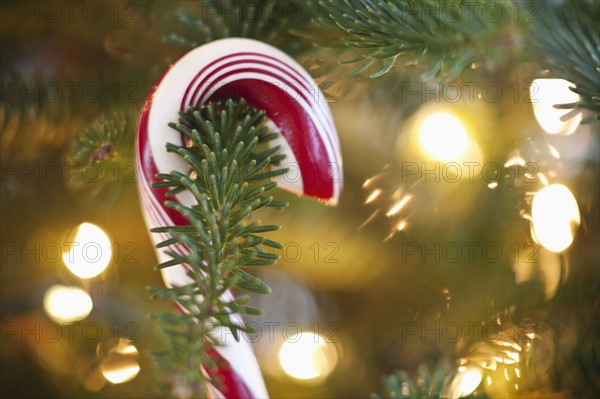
[68,109,135,195]
[149,98,287,395]
[371,363,451,399]
[1,71,82,161]
[123,0,315,68]
[0,68,144,163]
[309,0,520,79]
[527,1,600,122]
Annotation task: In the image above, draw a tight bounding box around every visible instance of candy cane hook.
[136,38,342,398]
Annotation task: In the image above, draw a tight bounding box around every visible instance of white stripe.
[185,56,337,154]
[184,52,339,154]
[196,70,338,177]
[186,54,323,111]
[146,38,341,203]
[184,49,340,160]
[191,61,337,158]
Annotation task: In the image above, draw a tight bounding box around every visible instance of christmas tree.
[1,1,598,398]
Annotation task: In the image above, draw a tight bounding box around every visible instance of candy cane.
[136,38,342,398]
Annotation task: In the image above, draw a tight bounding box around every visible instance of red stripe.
[181,52,337,154]
[182,52,313,110]
[172,307,255,398]
[206,348,255,398]
[138,86,189,229]
[188,57,314,112]
[186,54,338,162]
[207,78,333,200]
[193,60,330,140]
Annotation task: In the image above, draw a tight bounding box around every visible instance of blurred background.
[1,1,599,398]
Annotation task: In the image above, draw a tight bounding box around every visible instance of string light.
[530,79,581,135]
[101,340,140,384]
[386,195,412,217]
[448,367,483,398]
[278,332,338,383]
[43,285,93,323]
[531,184,580,252]
[62,223,112,279]
[418,112,469,162]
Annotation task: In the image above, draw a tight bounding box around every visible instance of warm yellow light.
[63,223,112,279]
[449,367,483,398]
[530,79,581,135]
[504,156,526,168]
[278,332,338,382]
[396,220,408,231]
[101,340,140,384]
[531,184,580,252]
[386,195,412,217]
[419,113,468,161]
[102,364,140,384]
[43,285,93,323]
[365,189,382,204]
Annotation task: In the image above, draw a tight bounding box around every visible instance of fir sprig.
[67,109,136,198]
[371,363,451,399]
[148,0,314,58]
[149,98,287,394]
[71,111,131,165]
[527,1,600,121]
[311,0,519,79]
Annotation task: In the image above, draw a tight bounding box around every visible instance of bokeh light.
[530,79,582,135]
[448,367,483,398]
[101,340,140,384]
[43,285,93,323]
[514,246,563,300]
[62,223,112,279]
[278,332,338,383]
[531,184,580,252]
[418,112,468,162]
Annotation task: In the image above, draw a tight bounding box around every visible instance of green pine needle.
[150,98,287,395]
[371,363,452,399]
[148,0,314,57]
[311,0,519,80]
[527,1,600,121]
[67,110,136,198]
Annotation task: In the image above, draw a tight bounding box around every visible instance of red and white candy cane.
[136,38,342,398]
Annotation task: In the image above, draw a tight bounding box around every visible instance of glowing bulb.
[63,223,112,279]
[530,79,582,135]
[531,184,580,252]
[386,195,412,217]
[44,285,93,323]
[278,332,338,382]
[365,189,382,204]
[101,340,140,384]
[504,156,526,168]
[102,363,140,384]
[449,367,483,398]
[419,113,468,161]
